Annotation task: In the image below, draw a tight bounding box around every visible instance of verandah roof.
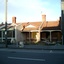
[0,26,15,31]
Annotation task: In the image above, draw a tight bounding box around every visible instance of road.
[0,49,64,64]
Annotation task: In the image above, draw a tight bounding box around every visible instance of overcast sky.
[0,0,61,23]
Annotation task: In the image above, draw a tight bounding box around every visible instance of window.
[3,31,5,37]
[0,31,1,37]
[3,30,15,38]
[7,30,15,37]
[7,31,12,37]
[13,30,15,37]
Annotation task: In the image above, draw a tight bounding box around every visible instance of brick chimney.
[12,17,16,23]
[59,17,61,27]
[42,14,46,22]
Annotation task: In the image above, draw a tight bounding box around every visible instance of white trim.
[41,30,61,32]
[0,25,5,29]
[15,26,17,41]
[26,24,36,28]
[21,30,39,32]
[21,30,61,32]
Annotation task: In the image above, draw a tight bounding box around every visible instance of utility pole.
[61,0,64,44]
[5,0,8,47]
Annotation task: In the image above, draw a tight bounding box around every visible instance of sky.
[0,0,61,23]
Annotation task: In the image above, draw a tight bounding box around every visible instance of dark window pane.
[0,31,1,37]
[13,30,15,37]
[3,31,5,37]
[7,31,12,37]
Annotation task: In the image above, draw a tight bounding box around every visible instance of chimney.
[12,17,16,23]
[59,17,61,27]
[42,14,46,22]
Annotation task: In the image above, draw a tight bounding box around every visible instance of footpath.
[0,44,64,50]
